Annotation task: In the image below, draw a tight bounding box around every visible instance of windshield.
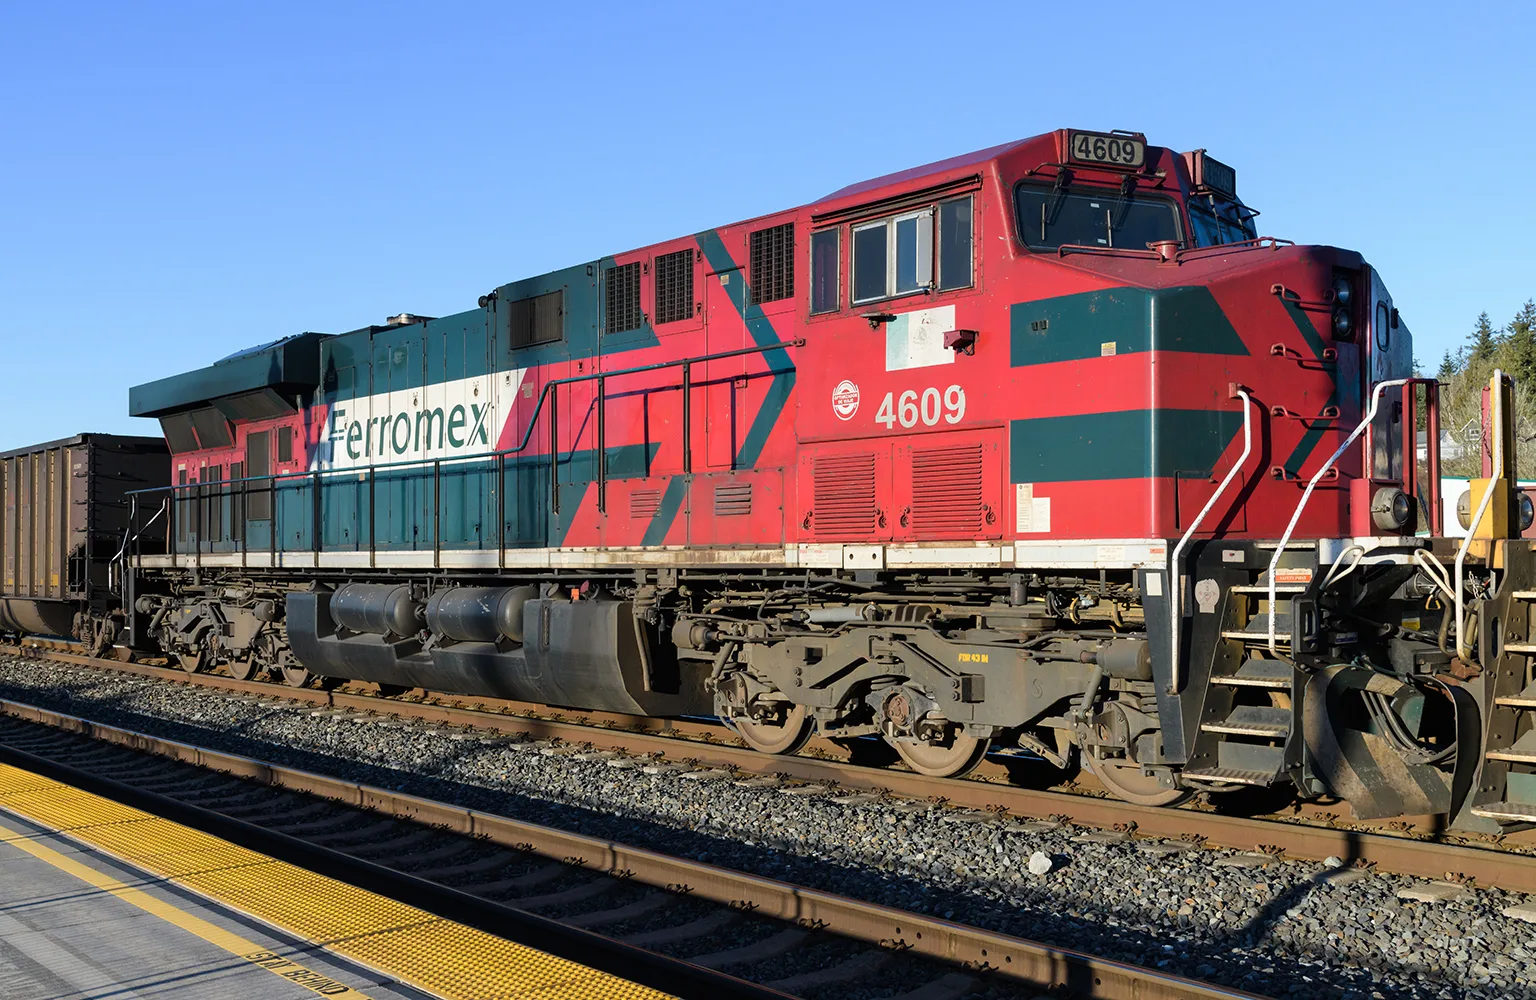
[1188,193,1257,247]
[1015,181,1181,251]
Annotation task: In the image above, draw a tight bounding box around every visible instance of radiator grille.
[629,489,661,519]
[909,443,984,537]
[812,453,877,536]
[749,223,794,305]
[713,483,752,517]
[603,262,642,334]
[654,249,693,325]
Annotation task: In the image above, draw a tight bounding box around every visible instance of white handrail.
[1455,369,1506,660]
[1167,389,1254,693]
[1268,378,1414,656]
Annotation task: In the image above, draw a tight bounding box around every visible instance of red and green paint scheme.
[129,128,1415,562]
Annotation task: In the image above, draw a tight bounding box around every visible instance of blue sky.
[2,1,1531,449]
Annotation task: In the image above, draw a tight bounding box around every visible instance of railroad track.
[0,697,1260,1000]
[11,640,1536,895]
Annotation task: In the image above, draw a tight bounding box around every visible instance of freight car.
[0,434,168,652]
[29,127,1536,832]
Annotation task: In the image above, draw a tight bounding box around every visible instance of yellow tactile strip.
[0,763,674,1000]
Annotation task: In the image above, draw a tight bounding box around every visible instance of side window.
[603,262,642,334]
[276,426,293,464]
[937,197,973,291]
[852,210,933,303]
[852,221,888,303]
[810,229,839,315]
[654,249,694,324]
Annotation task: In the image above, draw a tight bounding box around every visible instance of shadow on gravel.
[0,679,1511,1000]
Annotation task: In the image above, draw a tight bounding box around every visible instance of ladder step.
[1201,705,1291,738]
[1181,767,1276,786]
[1221,614,1292,643]
[1511,591,1536,601]
[1470,801,1536,824]
[1487,730,1536,764]
[1229,584,1308,594]
[1505,643,1536,654]
[1495,680,1536,709]
[1212,658,1293,690]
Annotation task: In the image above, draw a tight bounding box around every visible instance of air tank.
[424,586,537,643]
[330,583,421,637]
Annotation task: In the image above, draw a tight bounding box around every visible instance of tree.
[1469,311,1498,362]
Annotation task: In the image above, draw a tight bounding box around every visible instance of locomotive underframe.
[111,534,1493,825]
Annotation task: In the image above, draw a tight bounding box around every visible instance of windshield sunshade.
[1016,183,1180,251]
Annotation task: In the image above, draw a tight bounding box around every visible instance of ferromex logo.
[315,370,526,471]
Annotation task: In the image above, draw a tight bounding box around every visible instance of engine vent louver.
[713,483,752,517]
[812,453,877,537]
[910,443,984,537]
[749,223,794,305]
[603,262,642,334]
[654,249,693,325]
[630,489,662,520]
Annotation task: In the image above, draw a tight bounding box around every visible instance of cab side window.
[849,196,973,305]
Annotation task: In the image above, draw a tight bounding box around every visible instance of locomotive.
[6,128,1534,830]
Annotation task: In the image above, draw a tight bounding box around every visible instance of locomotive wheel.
[888,732,989,778]
[226,656,258,682]
[279,665,313,688]
[735,703,813,755]
[1086,747,1189,807]
[176,650,205,675]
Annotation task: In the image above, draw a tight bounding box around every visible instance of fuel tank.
[286,590,709,715]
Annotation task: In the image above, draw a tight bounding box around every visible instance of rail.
[0,693,1265,1000]
[121,337,802,574]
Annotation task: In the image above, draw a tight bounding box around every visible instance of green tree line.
[1431,301,1536,479]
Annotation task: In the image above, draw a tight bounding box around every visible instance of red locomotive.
[7,127,1533,830]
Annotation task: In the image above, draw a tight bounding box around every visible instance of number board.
[1067,131,1145,169]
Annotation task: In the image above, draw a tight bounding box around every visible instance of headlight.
[1333,308,1352,339]
[1371,486,1413,531]
[1332,277,1353,307]
[1521,493,1534,532]
[1457,489,1472,530]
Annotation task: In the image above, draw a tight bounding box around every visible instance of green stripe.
[1010,287,1249,367]
[1010,409,1244,483]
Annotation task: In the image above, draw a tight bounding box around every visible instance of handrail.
[1167,387,1255,694]
[1267,377,1418,657]
[1455,369,1510,660]
[130,337,803,557]
[126,337,805,500]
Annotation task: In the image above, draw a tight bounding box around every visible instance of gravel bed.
[1,656,1532,999]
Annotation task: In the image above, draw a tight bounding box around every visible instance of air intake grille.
[749,223,794,305]
[812,453,877,537]
[630,489,661,520]
[910,443,984,537]
[604,262,642,334]
[713,483,752,517]
[654,249,693,325]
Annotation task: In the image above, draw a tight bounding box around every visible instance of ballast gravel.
[0,656,1532,1000]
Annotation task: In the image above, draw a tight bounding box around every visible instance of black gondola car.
[0,434,169,647]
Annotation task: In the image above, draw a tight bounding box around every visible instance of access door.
[705,268,747,469]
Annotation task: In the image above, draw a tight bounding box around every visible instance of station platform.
[0,760,675,1000]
